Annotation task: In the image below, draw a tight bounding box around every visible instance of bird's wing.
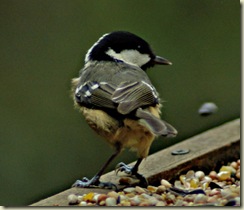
[75,80,158,114]
[112,81,158,114]
[74,79,177,137]
[75,81,117,109]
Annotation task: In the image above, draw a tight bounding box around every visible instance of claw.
[72,176,117,189]
[72,179,89,188]
[98,182,118,190]
[81,177,89,182]
[115,162,133,175]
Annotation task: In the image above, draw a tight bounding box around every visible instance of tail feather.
[136,108,177,137]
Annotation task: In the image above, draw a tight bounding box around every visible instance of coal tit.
[71,31,177,188]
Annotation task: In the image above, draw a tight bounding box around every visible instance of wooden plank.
[31,118,240,206]
[101,118,240,185]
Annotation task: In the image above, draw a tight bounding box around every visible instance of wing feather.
[75,80,158,115]
[136,108,178,137]
[75,81,116,109]
[112,81,158,114]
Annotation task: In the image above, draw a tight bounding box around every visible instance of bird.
[71,31,177,189]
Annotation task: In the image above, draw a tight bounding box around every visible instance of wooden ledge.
[31,118,240,206]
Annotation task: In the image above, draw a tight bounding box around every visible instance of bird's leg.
[116,158,148,187]
[72,148,121,189]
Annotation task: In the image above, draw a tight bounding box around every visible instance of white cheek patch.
[106,48,151,67]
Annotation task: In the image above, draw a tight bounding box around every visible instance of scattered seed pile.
[68,159,240,206]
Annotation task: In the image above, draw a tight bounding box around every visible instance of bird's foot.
[72,176,117,190]
[115,162,148,187]
[115,162,134,175]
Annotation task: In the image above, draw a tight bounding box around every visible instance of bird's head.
[84,31,172,70]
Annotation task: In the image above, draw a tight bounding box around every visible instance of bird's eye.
[137,45,141,49]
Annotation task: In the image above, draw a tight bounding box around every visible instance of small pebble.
[123,187,136,193]
[119,194,127,202]
[194,194,207,204]
[183,195,195,202]
[201,175,212,183]
[99,200,106,206]
[195,171,205,180]
[126,193,136,198]
[185,170,195,179]
[78,201,87,206]
[230,161,238,170]
[156,185,166,194]
[105,197,117,206]
[96,194,107,203]
[182,201,189,206]
[175,199,183,206]
[220,166,236,175]
[87,202,95,206]
[183,181,191,189]
[201,182,209,190]
[156,201,166,206]
[180,175,186,184]
[147,196,158,205]
[118,191,125,195]
[67,158,240,207]
[129,195,141,206]
[207,195,218,203]
[107,191,119,199]
[217,171,231,181]
[189,178,199,188]
[135,186,146,194]
[236,171,240,179]
[120,200,131,206]
[140,193,151,200]
[166,194,176,204]
[147,185,157,192]
[138,201,150,206]
[161,179,172,188]
[83,192,94,202]
[174,180,184,189]
[77,195,83,202]
[209,171,218,179]
[153,193,163,201]
[234,197,240,205]
[221,189,239,200]
[209,188,221,196]
[68,194,79,205]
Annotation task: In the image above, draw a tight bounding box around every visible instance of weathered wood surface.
[31,118,240,206]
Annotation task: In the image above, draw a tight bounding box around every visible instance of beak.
[154,55,172,65]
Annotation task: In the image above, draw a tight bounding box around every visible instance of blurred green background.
[0,0,240,206]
